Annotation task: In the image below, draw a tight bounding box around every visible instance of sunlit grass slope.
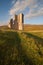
[0,30,43,65]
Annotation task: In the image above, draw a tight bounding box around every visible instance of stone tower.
[18,13,24,30]
[8,13,24,30]
[14,15,18,30]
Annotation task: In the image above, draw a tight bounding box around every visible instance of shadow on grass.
[23,32,43,45]
[0,30,34,65]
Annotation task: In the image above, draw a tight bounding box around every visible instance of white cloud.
[9,0,43,19]
[25,7,43,19]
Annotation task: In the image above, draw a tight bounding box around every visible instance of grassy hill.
[0,30,43,65]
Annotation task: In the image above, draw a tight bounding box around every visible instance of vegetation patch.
[0,30,43,65]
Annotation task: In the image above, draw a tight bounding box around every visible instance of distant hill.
[0,25,8,30]
[0,24,43,31]
[24,24,43,31]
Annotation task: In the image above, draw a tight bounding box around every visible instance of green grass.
[0,30,43,65]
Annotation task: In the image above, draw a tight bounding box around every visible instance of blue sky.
[0,0,43,25]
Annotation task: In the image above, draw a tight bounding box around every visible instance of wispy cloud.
[25,6,43,19]
[9,0,43,19]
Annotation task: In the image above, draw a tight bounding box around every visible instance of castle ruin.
[8,13,24,30]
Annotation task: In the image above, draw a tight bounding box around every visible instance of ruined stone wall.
[8,13,24,30]
[13,20,18,30]
[8,19,13,29]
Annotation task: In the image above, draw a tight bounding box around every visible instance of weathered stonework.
[8,13,24,30]
[8,19,13,29]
